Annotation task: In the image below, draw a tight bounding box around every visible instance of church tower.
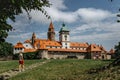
[31,32,36,45]
[59,23,70,49]
[47,22,55,41]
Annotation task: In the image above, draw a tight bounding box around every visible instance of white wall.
[62,42,70,49]
[61,34,70,41]
[13,48,24,54]
[60,33,70,49]
[23,43,33,49]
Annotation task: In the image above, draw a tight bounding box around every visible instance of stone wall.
[38,50,49,59]
[47,51,87,59]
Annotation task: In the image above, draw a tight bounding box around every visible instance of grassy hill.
[0,60,45,73]
[6,59,111,80]
[88,66,120,80]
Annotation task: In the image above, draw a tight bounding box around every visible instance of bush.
[13,51,40,60]
[0,42,13,57]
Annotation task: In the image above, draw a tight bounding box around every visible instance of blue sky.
[7,0,120,51]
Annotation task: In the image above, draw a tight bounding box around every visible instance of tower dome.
[59,23,69,33]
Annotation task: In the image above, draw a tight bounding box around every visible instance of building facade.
[14,22,112,59]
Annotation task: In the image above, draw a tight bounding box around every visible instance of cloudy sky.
[7,0,120,50]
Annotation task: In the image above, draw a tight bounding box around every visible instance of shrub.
[13,51,40,60]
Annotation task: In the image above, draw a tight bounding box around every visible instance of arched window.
[64,35,67,41]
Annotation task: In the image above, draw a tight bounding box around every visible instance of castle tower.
[59,23,70,49]
[47,22,55,41]
[31,32,36,45]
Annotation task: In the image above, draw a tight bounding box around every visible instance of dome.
[59,23,69,33]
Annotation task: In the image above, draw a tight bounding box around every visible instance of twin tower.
[47,22,70,49]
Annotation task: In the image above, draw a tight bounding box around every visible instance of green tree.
[0,42,13,57]
[114,42,120,57]
[0,0,50,42]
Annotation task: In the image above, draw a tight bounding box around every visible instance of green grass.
[88,65,120,80]
[9,59,112,80]
[0,59,45,73]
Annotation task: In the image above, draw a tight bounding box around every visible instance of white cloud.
[46,7,78,23]
[37,32,47,39]
[76,8,112,23]
[29,10,50,24]
[8,32,32,39]
[49,0,67,10]
[11,0,113,24]
[71,32,120,41]
[29,0,77,23]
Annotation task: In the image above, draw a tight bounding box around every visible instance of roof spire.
[47,21,55,41]
[49,21,54,29]
[32,32,36,39]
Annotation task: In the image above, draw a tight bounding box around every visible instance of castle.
[14,22,114,59]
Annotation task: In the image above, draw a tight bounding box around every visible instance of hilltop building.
[14,22,113,59]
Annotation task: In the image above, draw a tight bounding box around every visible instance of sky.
[6,0,120,51]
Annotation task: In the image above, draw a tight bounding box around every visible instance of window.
[80,48,83,50]
[64,35,67,41]
[46,46,50,48]
[94,46,96,48]
[65,43,67,45]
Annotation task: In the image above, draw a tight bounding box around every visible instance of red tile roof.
[70,42,89,48]
[87,44,101,52]
[14,42,25,48]
[24,39,31,43]
[33,39,61,49]
[24,49,37,53]
[109,48,115,54]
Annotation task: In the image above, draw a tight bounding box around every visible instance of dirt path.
[0,60,50,80]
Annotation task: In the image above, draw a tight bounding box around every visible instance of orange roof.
[33,39,62,49]
[109,48,115,54]
[24,49,37,53]
[24,39,31,43]
[70,42,89,48]
[45,41,61,47]
[87,44,101,52]
[99,45,107,53]
[48,48,87,53]
[14,42,25,48]
[32,39,90,50]
[100,45,106,51]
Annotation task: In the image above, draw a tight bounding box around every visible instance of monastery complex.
[14,22,114,59]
